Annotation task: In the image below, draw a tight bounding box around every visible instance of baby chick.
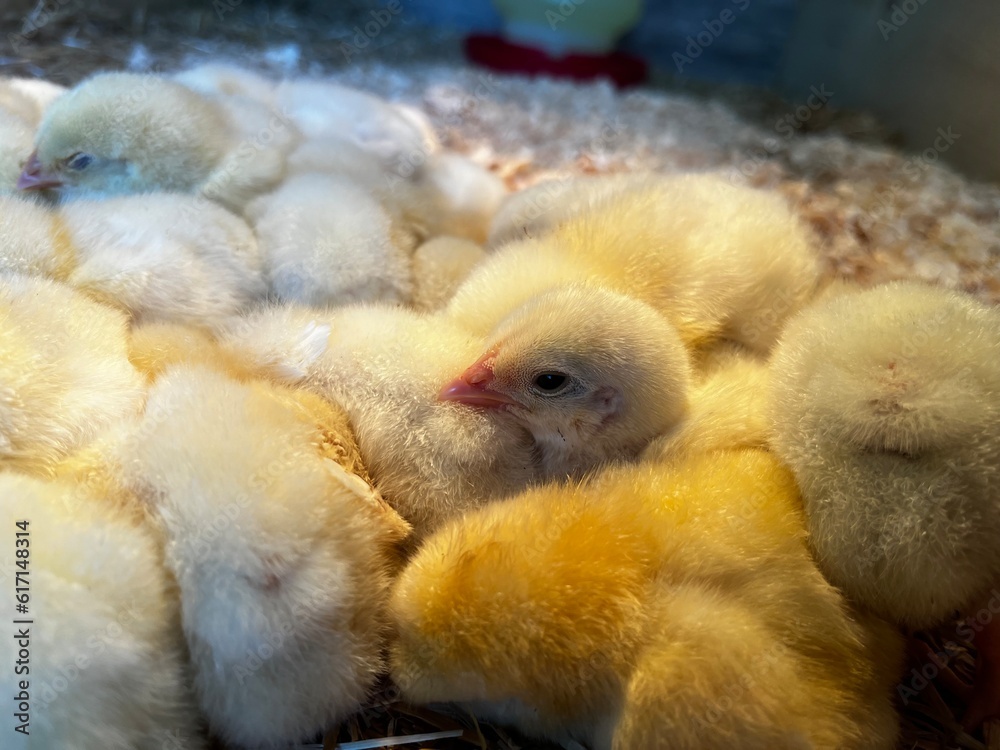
[123,365,406,748]
[0,77,63,193]
[220,285,691,534]
[19,72,293,211]
[767,281,1000,725]
[0,273,144,475]
[411,235,487,312]
[245,173,413,306]
[0,472,206,750]
[420,152,507,243]
[449,172,821,354]
[389,448,902,749]
[173,62,277,105]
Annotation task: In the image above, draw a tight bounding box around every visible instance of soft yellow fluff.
[767,281,1000,629]
[390,448,902,749]
[449,172,821,354]
[411,235,487,311]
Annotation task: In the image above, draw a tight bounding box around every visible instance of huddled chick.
[0,192,266,327]
[0,273,144,475]
[245,173,413,306]
[389,448,903,749]
[122,365,408,748]
[767,281,1000,726]
[220,284,691,534]
[0,77,64,193]
[19,71,295,212]
[410,235,487,311]
[0,472,205,750]
[449,172,821,354]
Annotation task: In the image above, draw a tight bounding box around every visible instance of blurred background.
[2,0,997,181]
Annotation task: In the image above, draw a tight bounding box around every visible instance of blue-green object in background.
[492,0,644,55]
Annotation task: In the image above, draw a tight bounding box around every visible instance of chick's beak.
[17,151,63,191]
[439,355,519,409]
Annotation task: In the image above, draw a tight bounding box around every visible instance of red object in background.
[464,33,648,88]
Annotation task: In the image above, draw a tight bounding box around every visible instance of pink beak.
[439,354,519,409]
[17,151,62,191]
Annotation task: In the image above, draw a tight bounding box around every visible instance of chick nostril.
[465,369,491,386]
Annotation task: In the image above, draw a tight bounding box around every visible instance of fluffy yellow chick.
[390,448,902,749]
[419,152,507,243]
[0,472,206,750]
[245,173,413,306]
[411,235,487,312]
[122,365,407,748]
[0,192,266,326]
[487,172,639,248]
[19,72,294,211]
[0,273,144,475]
[767,281,1000,726]
[448,172,821,354]
[220,285,690,534]
[643,343,769,463]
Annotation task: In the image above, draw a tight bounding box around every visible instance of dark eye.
[532,372,568,393]
[67,153,93,170]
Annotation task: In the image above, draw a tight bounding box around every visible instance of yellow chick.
[419,152,507,243]
[122,365,407,748]
[245,173,414,306]
[0,192,266,326]
[643,343,769,463]
[219,285,691,535]
[767,281,1000,726]
[389,448,902,749]
[0,273,144,475]
[411,235,487,312]
[19,72,294,212]
[448,172,821,354]
[0,472,206,750]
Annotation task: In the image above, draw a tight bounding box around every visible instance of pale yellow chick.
[0,273,144,475]
[20,72,294,212]
[448,172,821,354]
[122,365,407,748]
[0,472,206,750]
[390,448,902,749]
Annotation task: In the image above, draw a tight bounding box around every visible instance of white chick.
[0,472,206,750]
[173,62,277,105]
[0,193,266,326]
[389,449,903,750]
[411,235,487,312]
[449,172,821,354]
[0,82,40,193]
[123,365,405,748]
[419,152,507,243]
[273,78,431,168]
[19,72,294,212]
[246,173,413,306]
[767,281,1000,726]
[59,193,266,325]
[220,284,691,534]
[0,273,144,475]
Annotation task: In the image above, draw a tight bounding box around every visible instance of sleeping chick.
[389,448,903,749]
[767,281,1000,726]
[19,72,294,212]
[419,152,507,243]
[0,192,265,326]
[449,172,821,354]
[0,472,206,750]
[245,173,413,306]
[123,365,406,748]
[411,235,487,311]
[0,273,144,475]
[219,285,690,534]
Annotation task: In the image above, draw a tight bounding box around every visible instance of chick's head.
[768,281,1000,627]
[440,285,691,475]
[20,72,230,198]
